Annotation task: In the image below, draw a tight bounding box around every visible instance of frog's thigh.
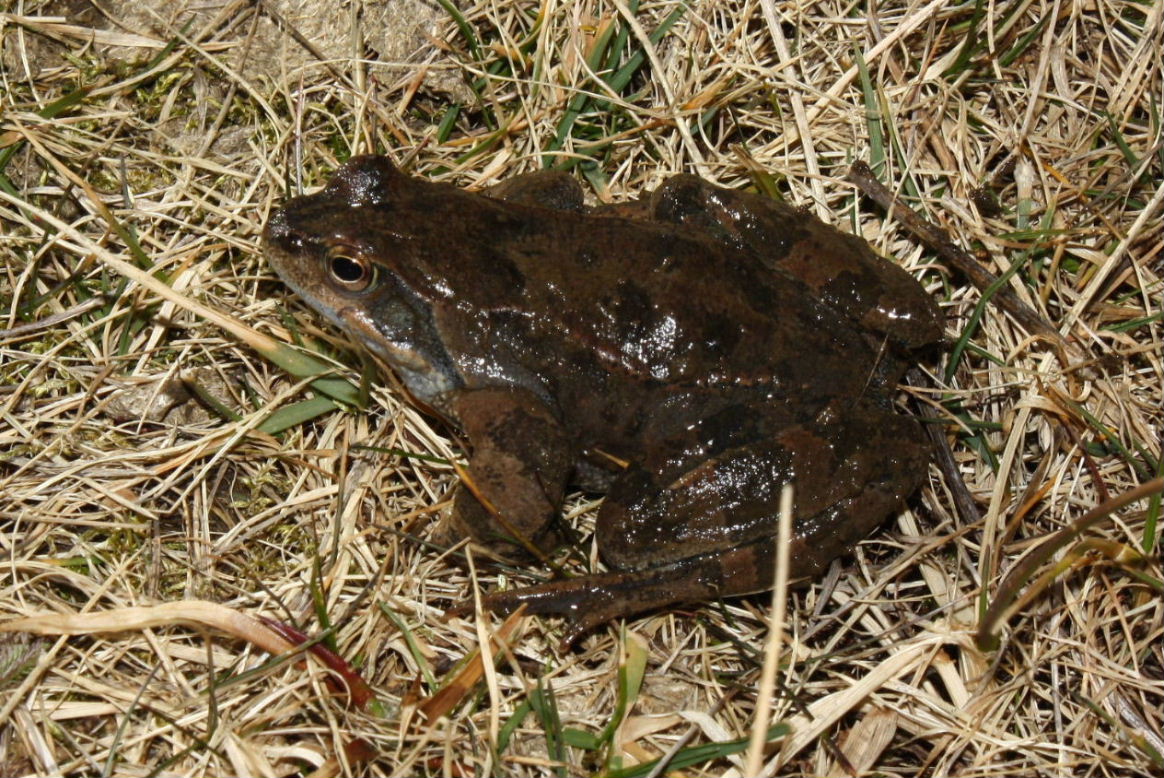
[596,401,930,571]
[448,387,573,551]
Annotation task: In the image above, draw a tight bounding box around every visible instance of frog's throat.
[337,307,458,403]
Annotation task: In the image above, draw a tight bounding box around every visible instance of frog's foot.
[452,540,786,650]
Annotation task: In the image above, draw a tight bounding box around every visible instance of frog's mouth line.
[337,306,395,360]
[337,306,459,406]
[338,307,433,377]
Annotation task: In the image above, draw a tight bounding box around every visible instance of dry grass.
[2,0,1161,776]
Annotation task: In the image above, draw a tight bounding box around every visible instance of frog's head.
[263,156,462,405]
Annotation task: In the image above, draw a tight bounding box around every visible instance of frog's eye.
[326,248,376,292]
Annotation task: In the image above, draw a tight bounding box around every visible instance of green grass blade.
[606,723,792,778]
[435,0,483,62]
[256,397,340,435]
[379,603,438,692]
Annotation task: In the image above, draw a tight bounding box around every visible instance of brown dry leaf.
[830,706,899,776]
[0,602,298,656]
[417,606,527,722]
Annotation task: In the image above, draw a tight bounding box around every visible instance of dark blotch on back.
[602,280,654,340]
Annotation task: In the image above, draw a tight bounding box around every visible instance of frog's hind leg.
[463,399,931,648]
[465,492,905,650]
[595,397,930,572]
[463,540,781,649]
[465,484,907,649]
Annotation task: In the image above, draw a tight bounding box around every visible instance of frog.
[263,155,942,645]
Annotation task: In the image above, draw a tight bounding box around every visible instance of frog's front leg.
[446,387,573,555]
[482,170,585,211]
[469,399,930,643]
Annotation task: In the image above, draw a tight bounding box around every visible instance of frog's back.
[410,193,886,409]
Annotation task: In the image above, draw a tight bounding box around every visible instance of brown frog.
[264,156,942,643]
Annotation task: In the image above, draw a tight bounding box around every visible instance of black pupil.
[331,256,365,284]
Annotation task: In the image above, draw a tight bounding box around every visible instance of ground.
[1,1,1161,776]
